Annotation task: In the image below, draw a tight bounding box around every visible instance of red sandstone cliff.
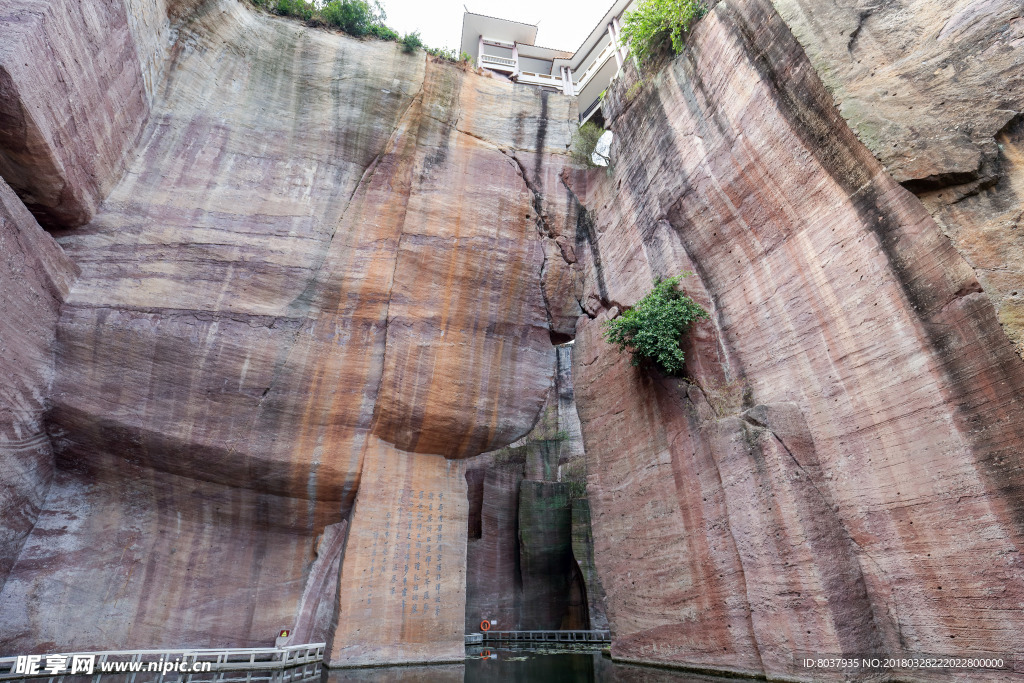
[0,0,577,661]
[569,0,1024,680]
[0,0,1023,678]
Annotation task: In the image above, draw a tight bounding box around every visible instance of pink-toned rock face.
[328,441,467,667]
[572,0,1024,679]
[0,178,76,589]
[0,0,579,656]
[5,0,1024,672]
[771,0,1024,356]
[0,0,158,228]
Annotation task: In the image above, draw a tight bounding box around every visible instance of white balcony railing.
[480,53,516,69]
[572,38,618,93]
[518,71,561,87]
[481,36,515,49]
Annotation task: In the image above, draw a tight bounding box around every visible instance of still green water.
[326,648,738,682]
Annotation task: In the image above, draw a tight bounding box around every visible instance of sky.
[376,0,614,55]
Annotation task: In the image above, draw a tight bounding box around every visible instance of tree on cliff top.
[620,0,706,65]
[603,274,709,376]
[320,0,387,36]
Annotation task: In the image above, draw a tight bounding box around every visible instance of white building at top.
[459,0,637,125]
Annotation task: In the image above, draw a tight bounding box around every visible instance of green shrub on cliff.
[273,0,314,21]
[400,31,424,54]
[571,121,608,167]
[620,0,706,64]
[321,0,386,36]
[603,273,709,375]
[368,23,400,41]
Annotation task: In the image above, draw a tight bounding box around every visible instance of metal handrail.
[519,71,558,81]
[0,643,326,681]
[477,630,612,643]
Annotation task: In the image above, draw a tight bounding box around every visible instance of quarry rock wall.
[0,179,77,592]
[0,0,1022,676]
[771,0,1024,361]
[0,0,578,659]
[570,0,1024,679]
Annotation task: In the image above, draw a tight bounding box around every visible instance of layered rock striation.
[1,0,1023,676]
[0,178,77,591]
[463,344,607,633]
[0,0,581,660]
[772,0,1024,356]
[570,0,1024,679]
[0,0,169,228]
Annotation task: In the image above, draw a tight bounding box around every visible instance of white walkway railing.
[0,643,324,682]
[572,39,619,94]
[478,630,612,643]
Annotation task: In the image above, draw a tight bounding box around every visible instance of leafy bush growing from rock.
[273,0,315,21]
[401,31,424,54]
[368,23,399,41]
[249,0,459,68]
[321,0,385,36]
[603,273,709,375]
[571,121,608,167]
[620,0,706,65]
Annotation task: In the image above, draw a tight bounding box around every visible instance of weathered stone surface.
[575,314,762,677]
[771,0,1023,189]
[518,480,578,629]
[570,498,608,632]
[327,441,467,667]
[289,520,348,645]
[0,456,335,652]
[0,178,76,590]
[370,73,555,456]
[0,0,577,655]
[0,0,167,228]
[572,0,1024,678]
[465,462,523,631]
[771,0,1024,355]
[464,343,606,632]
[6,0,1022,670]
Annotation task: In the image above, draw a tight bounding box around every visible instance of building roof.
[515,43,573,61]
[460,0,636,80]
[552,0,635,71]
[460,12,539,62]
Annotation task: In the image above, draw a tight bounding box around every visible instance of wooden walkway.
[476,630,611,644]
[0,643,324,682]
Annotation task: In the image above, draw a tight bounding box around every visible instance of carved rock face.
[572,0,1024,678]
[0,0,577,653]
[772,0,1024,356]
[2,0,1024,671]
[0,178,77,589]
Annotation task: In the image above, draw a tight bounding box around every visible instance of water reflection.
[323,649,738,682]
[11,652,736,683]
[326,663,463,682]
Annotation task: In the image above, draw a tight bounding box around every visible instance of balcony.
[517,71,562,88]
[479,53,516,71]
[572,38,618,93]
